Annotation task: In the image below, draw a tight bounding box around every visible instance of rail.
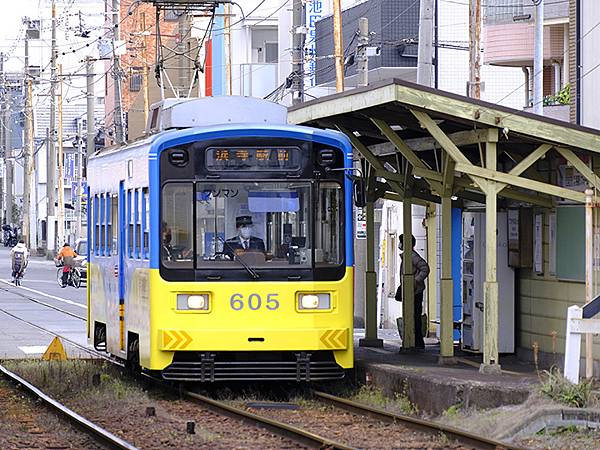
[0,363,139,450]
[313,390,528,450]
[151,377,356,450]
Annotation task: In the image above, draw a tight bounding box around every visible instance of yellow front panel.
[146,268,354,370]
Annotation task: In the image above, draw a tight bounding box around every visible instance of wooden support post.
[481,140,501,374]
[440,196,455,361]
[402,193,416,349]
[585,189,594,378]
[439,154,456,362]
[426,203,438,335]
[359,195,383,347]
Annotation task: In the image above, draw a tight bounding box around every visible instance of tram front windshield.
[161,181,343,269]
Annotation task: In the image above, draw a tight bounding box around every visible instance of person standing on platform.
[396,234,430,349]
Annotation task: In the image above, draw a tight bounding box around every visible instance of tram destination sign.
[205,147,301,171]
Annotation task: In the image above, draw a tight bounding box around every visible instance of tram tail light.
[298,293,330,310]
[177,294,209,310]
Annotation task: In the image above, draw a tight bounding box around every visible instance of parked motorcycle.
[2,225,19,247]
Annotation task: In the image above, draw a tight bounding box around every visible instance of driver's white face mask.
[240,226,252,239]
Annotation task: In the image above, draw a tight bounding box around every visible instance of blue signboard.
[65,153,76,181]
[306,0,323,88]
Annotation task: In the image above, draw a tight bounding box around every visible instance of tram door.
[106,182,126,356]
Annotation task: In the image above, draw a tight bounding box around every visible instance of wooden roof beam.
[368,128,496,156]
[556,147,600,191]
[496,143,553,194]
[454,162,586,203]
[410,109,487,191]
[369,117,444,194]
[412,166,553,207]
[335,125,405,196]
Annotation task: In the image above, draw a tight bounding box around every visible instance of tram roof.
[288,78,600,206]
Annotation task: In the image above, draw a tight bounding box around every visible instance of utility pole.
[23,78,34,248]
[86,57,95,161]
[22,21,32,247]
[47,0,57,254]
[178,9,189,97]
[4,88,12,226]
[141,12,149,125]
[291,0,306,104]
[468,0,481,98]
[356,17,369,88]
[75,119,83,241]
[0,53,4,225]
[112,0,125,143]
[533,0,544,115]
[417,0,434,87]
[57,64,64,247]
[332,0,344,93]
[224,3,232,95]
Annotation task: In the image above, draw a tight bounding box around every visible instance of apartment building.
[482,0,570,120]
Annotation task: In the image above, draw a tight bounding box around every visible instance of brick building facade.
[105,1,188,142]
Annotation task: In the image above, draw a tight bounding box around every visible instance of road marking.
[0,279,87,309]
[18,345,48,354]
[19,279,60,284]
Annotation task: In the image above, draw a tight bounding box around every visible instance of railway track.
[3,282,528,449]
[179,387,354,449]
[0,363,138,450]
[1,285,348,448]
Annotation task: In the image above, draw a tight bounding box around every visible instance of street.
[0,246,88,358]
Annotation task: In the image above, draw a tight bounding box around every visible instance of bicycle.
[11,252,26,286]
[12,263,24,286]
[56,262,81,289]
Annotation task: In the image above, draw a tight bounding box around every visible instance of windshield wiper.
[216,236,260,279]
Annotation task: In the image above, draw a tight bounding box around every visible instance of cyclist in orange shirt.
[56,242,77,287]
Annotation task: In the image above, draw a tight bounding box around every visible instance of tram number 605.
[230,293,280,311]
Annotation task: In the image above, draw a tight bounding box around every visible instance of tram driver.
[224,215,265,260]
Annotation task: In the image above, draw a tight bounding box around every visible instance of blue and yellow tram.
[87,97,355,381]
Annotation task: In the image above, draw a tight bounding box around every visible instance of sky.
[0,1,40,72]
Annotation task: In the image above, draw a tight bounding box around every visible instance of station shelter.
[288,78,600,374]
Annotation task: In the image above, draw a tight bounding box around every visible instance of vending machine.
[462,211,515,353]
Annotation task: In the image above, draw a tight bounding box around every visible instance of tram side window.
[135,189,141,259]
[315,182,343,266]
[127,190,133,258]
[105,193,111,256]
[93,195,99,256]
[142,188,149,259]
[162,183,193,268]
[100,194,106,256]
[111,195,118,255]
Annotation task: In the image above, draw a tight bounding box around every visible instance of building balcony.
[524,104,570,122]
[238,63,278,98]
[483,22,568,67]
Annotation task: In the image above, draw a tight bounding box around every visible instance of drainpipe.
[522,67,530,108]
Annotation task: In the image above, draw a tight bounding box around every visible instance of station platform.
[353,329,538,415]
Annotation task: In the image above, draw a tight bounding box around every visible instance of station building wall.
[515,207,600,373]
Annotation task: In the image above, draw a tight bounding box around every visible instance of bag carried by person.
[395,285,402,302]
[396,315,429,340]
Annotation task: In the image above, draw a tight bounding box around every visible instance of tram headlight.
[298,293,331,310]
[177,294,209,310]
